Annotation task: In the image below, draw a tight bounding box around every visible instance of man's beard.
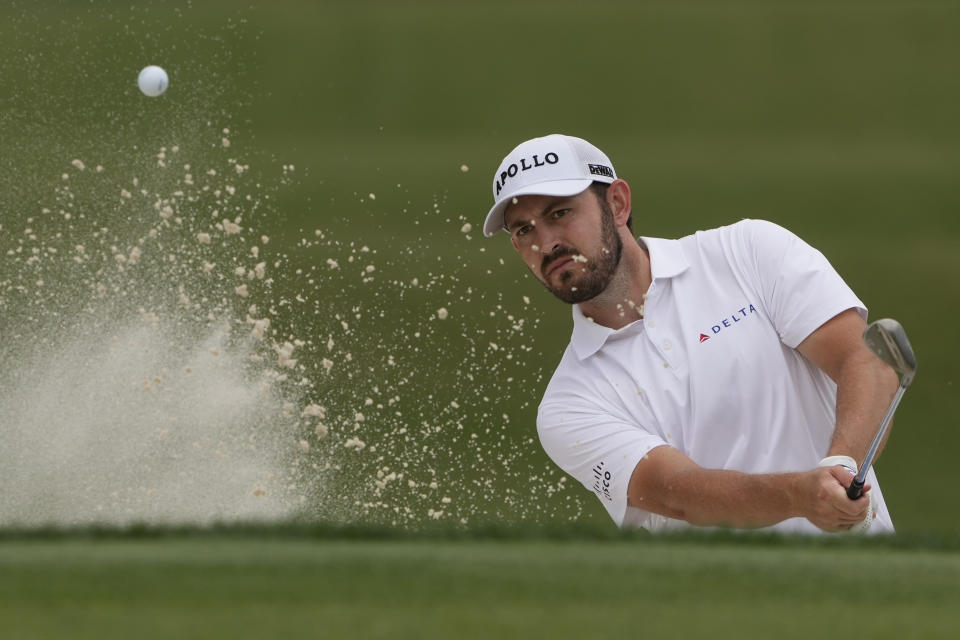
[539,206,623,304]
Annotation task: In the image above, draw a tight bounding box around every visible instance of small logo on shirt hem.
[592,462,613,502]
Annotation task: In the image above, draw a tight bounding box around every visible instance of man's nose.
[536,228,561,254]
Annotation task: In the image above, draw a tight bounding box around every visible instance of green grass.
[2,527,959,639]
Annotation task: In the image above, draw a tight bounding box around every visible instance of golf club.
[847,318,918,500]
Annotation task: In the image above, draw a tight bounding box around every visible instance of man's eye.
[551,209,570,220]
[515,225,531,237]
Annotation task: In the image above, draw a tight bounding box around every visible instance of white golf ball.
[138,65,169,97]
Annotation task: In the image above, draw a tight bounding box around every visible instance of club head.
[863,318,917,387]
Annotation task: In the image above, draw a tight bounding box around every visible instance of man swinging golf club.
[483,134,902,534]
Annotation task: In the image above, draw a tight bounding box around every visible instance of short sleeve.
[538,395,668,527]
[735,219,866,348]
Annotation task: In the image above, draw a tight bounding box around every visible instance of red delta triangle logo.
[698,333,710,343]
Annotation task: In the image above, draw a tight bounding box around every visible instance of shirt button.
[663,340,672,351]
[648,321,656,328]
[663,361,669,368]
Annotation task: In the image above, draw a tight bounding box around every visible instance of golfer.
[483,134,898,534]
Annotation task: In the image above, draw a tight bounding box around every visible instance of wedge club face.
[863,318,917,387]
[847,318,917,500]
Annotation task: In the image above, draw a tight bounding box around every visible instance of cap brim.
[483,178,593,237]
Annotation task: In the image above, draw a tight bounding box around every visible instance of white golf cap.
[484,134,617,237]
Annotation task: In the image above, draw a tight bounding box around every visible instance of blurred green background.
[0,0,957,534]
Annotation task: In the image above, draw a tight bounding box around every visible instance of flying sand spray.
[0,73,574,528]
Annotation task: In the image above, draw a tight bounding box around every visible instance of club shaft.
[854,383,907,486]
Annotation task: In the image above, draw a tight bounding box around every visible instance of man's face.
[503,187,623,304]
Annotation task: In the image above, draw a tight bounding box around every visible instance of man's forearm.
[828,349,900,463]
[628,446,868,531]
[648,466,806,528]
[794,308,901,466]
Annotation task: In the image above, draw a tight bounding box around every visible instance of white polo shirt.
[537,219,894,534]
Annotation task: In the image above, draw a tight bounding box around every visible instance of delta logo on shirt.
[698,303,757,343]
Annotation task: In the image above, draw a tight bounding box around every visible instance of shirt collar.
[570,236,689,360]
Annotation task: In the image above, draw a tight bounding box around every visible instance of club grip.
[847,477,865,500]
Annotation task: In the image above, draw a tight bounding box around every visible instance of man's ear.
[607,180,632,227]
